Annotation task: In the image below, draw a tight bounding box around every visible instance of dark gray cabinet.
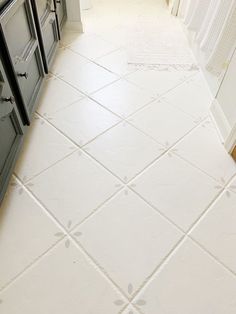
[0,0,67,203]
[31,0,59,73]
[0,58,24,202]
[54,0,66,32]
[0,0,45,119]
[53,0,67,37]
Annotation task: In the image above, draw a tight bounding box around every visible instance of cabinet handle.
[2,96,15,104]
[18,72,29,79]
[51,9,56,12]
[56,0,61,3]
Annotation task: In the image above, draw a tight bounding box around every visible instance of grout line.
[67,188,125,232]
[70,236,131,300]
[38,108,122,149]
[188,236,236,278]
[128,185,184,234]
[57,73,121,98]
[89,92,158,121]
[126,234,187,303]
[123,69,198,100]
[125,118,209,183]
[185,186,225,234]
[0,236,66,293]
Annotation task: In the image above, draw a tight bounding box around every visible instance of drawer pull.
[2,96,15,104]
[51,9,56,12]
[18,72,29,79]
[56,0,61,3]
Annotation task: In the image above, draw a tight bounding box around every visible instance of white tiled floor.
[1,0,236,313]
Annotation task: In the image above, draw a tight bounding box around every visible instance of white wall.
[217,49,236,129]
[65,0,83,32]
[211,48,236,152]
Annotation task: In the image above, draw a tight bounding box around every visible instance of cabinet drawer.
[16,48,42,114]
[41,13,58,63]
[32,0,59,72]
[0,0,45,119]
[55,0,66,29]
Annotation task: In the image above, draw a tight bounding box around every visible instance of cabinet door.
[54,0,66,33]
[0,0,45,119]
[0,60,24,203]
[33,0,59,72]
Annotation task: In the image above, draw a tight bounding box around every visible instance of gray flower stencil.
[160,141,171,151]
[124,176,128,183]
[54,220,82,248]
[42,113,53,121]
[114,284,146,308]
[194,117,204,124]
[10,181,24,195]
[115,183,122,189]
[167,148,178,158]
[128,283,133,295]
[10,181,24,196]
[215,177,226,190]
[26,182,34,189]
[34,115,45,125]
[225,190,232,198]
[230,185,236,191]
[159,141,178,157]
[201,120,211,128]
[214,177,234,197]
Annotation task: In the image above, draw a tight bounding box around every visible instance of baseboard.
[64,21,84,32]
[210,99,231,142]
[225,123,236,153]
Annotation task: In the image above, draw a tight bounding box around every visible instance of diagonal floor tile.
[37,76,84,116]
[175,120,236,183]
[190,190,236,273]
[128,99,196,147]
[51,47,88,76]
[91,79,154,118]
[133,239,236,314]
[26,151,122,229]
[0,241,127,314]
[0,178,63,290]
[97,25,131,46]
[14,116,77,183]
[95,49,134,76]
[74,190,182,296]
[69,33,118,60]
[48,97,120,146]
[59,60,119,94]
[126,70,192,96]
[84,122,164,182]
[131,154,221,231]
[164,73,213,120]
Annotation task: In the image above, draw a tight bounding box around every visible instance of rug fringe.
[128,63,199,71]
